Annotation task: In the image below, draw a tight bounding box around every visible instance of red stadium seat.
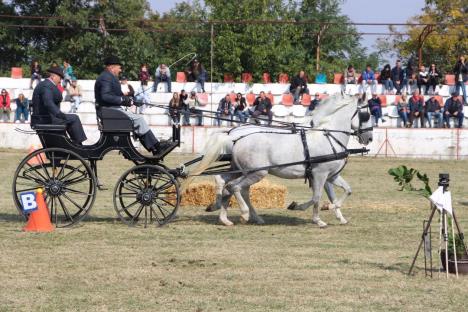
[266,92,274,104]
[229,92,237,103]
[445,74,455,86]
[11,67,23,79]
[262,73,271,84]
[224,73,234,83]
[319,93,329,100]
[281,94,294,106]
[356,74,362,83]
[434,95,444,108]
[301,93,312,106]
[176,72,186,83]
[333,73,343,84]
[197,93,208,106]
[374,72,380,82]
[393,95,401,105]
[241,73,253,83]
[278,73,289,84]
[378,95,387,107]
[246,93,256,106]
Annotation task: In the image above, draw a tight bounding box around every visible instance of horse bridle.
[352,104,373,138]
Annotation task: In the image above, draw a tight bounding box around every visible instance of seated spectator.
[391,60,404,95]
[367,93,385,126]
[408,90,425,128]
[179,89,190,126]
[344,65,357,85]
[30,60,42,89]
[186,91,203,126]
[289,70,309,104]
[62,59,76,88]
[139,63,151,87]
[396,93,410,127]
[380,64,394,95]
[120,76,135,97]
[233,93,248,123]
[427,64,441,95]
[0,89,11,122]
[403,62,415,94]
[416,65,429,95]
[135,84,151,114]
[185,59,207,93]
[216,94,233,126]
[14,93,29,123]
[425,95,443,128]
[252,91,273,125]
[361,64,377,94]
[453,55,467,104]
[168,92,180,125]
[153,64,171,93]
[306,92,321,115]
[67,78,82,113]
[444,92,464,128]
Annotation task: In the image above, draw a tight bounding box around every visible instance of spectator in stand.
[416,65,429,95]
[216,94,233,126]
[396,93,410,127]
[391,60,404,95]
[444,92,464,128]
[14,93,30,123]
[408,90,425,128]
[306,92,321,115]
[343,65,357,92]
[252,91,273,125]
[135,84,151,114]
[361,64,377,94]
[185,59,207,93]
[153,64,171,93]
[367,93,385,126]
[427,63,441,95]
[62,59,76,88]
[453,55,468,103]
[380,64,394,95]
[425,95,443,128]
[233,92,248,123]
[403,62,415,94]
[179,89,190,126]
[139,63,151,87]
[0,89,11,122]
[30,60,42,89]
[120,76,135,97]
[168,92,180,125]
[290,70,309,104]
[186,91,203,126]
[67,78,82,113]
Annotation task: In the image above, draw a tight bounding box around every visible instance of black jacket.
[289,75,307,92]
[254,97,272,112]
[94,70,124,107]
[31,79,63,124]
[454,61,468,82]
[391,66,404,82]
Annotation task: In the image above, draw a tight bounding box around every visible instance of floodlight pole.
[417,25,434,68]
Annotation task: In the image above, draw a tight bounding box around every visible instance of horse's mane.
[303,94,356,128]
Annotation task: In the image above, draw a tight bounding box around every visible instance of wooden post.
[316,24,328,72]
[417,25,434,68]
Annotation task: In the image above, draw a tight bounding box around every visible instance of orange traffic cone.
[23,188,54,232]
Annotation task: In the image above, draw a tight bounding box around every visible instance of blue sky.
[149,0,426,51]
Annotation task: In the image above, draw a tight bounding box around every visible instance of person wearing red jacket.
[0,89,11,122]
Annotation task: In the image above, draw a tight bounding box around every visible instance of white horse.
[182,94,373,227]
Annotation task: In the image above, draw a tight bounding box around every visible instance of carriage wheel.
[113,165,180,227]
[12,148,97,228]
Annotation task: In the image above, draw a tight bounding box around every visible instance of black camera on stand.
[438,173,449,191]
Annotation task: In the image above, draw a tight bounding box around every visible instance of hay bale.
[181,178,287,209]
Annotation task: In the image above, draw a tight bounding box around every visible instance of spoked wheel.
[12,148,97,228]
[113,165,180,227]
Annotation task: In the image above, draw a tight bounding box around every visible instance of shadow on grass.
[0,212,24,223]
[193,212,309,226]
[337,258,411,275]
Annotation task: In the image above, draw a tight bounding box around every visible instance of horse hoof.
[206,203,220,212]
[287,201,298,210]
[239,215,249,224]
[254,217,265,225]
[313,219,327,228]
[320,203,330,211]
[219,218,234,226]
[340,219,348,225]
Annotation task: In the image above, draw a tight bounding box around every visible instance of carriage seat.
[98,107,134,132]
[30,115,66,131]
[32,124,67,131]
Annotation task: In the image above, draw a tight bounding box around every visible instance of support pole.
[210,22,214,126]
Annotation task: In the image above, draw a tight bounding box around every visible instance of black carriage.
[12,107,183,228]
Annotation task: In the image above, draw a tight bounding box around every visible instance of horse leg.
[321,181,337,211]
[219,187,234,226]
[241,186,265,225]
[327,175,351,225]
[311,174,328,228]
[206,174,226,212]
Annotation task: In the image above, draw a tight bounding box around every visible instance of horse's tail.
[180,132,232,192]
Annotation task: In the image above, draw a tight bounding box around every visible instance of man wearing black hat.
[31,66,87,144]
[443,92,464,128]
[94,56,170,154]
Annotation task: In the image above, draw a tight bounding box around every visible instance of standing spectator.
[416,65,429,95]
[403,62,415,94]
[391,60,404,95]
[396,93,410,127]
[252,91,273,125]
[153,64,171,93]
[233,93,248,123]
[453,55,468,103]
[216,94,233,126]
[367,93,385,126]
[168,92,181,125]
[179,89,190,126]
[120,76,135,97]
[306,92,321,115]
[14,93,29,123]
[408,90,425,128]
[30,60,42,89]
[444,92,464,128]
[427,64,441,95]
[185,59,207,93]
[139,63,151,87]
[0,89,11,122]
[425,95,443,128]
[187,91,203,126]
[289,70,309,104]
[62,59,76,88]
[135,84,151,114]
[67,78,82,113]
[380,64,394,95]
[343,65,357,92]
[361,64,377,94]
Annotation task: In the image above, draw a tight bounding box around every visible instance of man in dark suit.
[252,91,273,125]
[31,66,87,144]
[94,56,170,154]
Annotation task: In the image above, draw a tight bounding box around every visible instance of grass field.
[1,149,468,311]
